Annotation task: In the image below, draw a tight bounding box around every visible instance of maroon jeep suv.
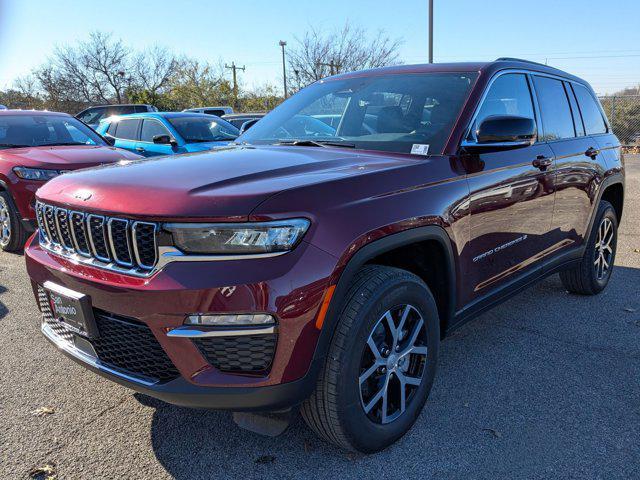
[25,58,624,453]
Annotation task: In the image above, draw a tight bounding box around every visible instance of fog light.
[185,313,275,327]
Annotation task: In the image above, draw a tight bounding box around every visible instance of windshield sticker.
[410,144,430,155]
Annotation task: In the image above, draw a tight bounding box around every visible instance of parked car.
[96,112,240,157]
[76,104,158,130]
[0,105,7,111]
[25,59,623,453]
[183,106,234,117]
[222,112,265,130]
[0,110,141,251]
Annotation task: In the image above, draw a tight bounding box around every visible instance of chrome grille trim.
[54,207,74,250]
[86,214,111,263]
[132,221,157,270]
[69,211,91,257]
[35,202,160,277]
[107,218,134,267]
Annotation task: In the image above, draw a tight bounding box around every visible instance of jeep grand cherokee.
[25,58,624,453]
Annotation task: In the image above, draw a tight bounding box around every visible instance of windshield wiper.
[0,143,30,149]
[276,139,356,149]
[38,142,88,147]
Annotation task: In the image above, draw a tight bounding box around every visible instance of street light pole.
[428,0,434,63]
[279,40,288,99]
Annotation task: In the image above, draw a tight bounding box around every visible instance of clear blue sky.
[0,0,638,95]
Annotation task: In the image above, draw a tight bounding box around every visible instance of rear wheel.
[301,265,440,453]
[560,200,618,295]
[0,191,26,253]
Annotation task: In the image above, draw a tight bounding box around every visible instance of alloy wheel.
[359,304,428,424]
[0,197,11,247]
[594,217,614,280]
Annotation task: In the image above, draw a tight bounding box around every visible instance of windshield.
[0,114,107,148]
[239,72,477,155]
[167,116,240,143]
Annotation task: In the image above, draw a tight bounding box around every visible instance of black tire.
[559,200,618,295]
[0,191,26,253]
[301,265,440,453]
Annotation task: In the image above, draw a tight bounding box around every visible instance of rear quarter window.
[572,84,607,135]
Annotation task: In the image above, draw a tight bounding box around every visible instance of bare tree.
[131,46,181,105]
[36,31,132,105]
[288,22,402,89]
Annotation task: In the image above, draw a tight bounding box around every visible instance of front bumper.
[42,319,320,410]
[26,234,337,410]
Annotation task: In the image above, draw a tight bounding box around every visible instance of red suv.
[0,110,141,251]
[25,59,624,453]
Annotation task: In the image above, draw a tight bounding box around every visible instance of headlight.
[165,219,310,255]
[13,167,62,181]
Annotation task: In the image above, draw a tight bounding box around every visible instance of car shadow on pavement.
[0,285,8,320]
[143,267,640,479]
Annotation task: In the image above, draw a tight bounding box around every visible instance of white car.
[183,106,234,116]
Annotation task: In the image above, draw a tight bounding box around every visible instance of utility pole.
[279,40,288,98]
[428,0,434,63]
[225,62,245,107]
[319,60,341,76]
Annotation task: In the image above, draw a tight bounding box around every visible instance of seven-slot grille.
[36,202,158,274]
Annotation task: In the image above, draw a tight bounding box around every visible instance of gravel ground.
[1,157,639,480]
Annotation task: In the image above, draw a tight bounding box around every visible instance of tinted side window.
[78,107,106,125]
[111,106,137,116]
[533,76,575,141]
[204,109,225,116]
[565,82,585,136]
[106,121,118,136]
[114,119,140,140]
[134,105,149,113]
[472,73,535,138]
[573,84,607,135]
[140,119,170,142]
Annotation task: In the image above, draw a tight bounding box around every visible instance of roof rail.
[495,57,550,67]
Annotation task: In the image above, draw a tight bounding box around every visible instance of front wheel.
[0,191,26,253]
[301,265,440,453]
[560,200,618,295]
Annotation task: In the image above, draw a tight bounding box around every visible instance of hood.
[36,145,419,219]
[1,145,141,170]
[184,141,234,153]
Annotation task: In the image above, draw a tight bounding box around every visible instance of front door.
[461,72,557,303]
[136,119,177,157]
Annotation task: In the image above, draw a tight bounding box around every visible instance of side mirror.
[463,115,536,151]
[239,119,259,135]
[153,134,175,145]
[103,135,116,146]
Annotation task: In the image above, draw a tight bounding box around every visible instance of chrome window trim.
[86,214,111,263]
[107,218,134,267]
[131,221,158,270]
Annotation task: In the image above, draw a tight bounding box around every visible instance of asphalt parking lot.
[1,158,639,480]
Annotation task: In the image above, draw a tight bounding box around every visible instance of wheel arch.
[316,225,457,365]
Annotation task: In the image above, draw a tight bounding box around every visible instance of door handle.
[135,147,145,153]
[585,147,599,159]
[532,155,553,170]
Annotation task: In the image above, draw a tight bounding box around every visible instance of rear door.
[136,118,177,157]
[533,75,607,253]
[463,72,557,301]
